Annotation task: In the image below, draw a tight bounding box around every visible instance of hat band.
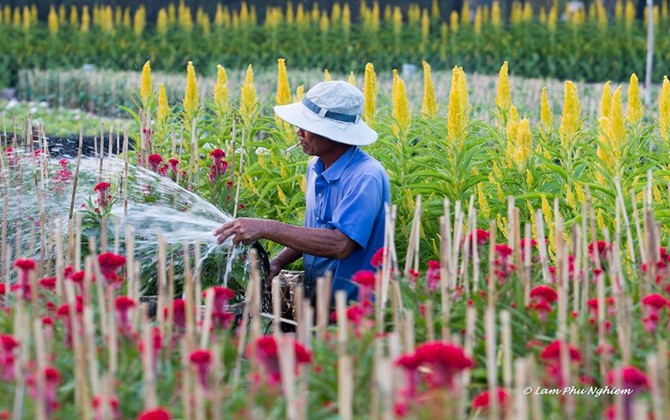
[301,97,361,124]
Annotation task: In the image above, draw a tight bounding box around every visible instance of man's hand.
[214,218,268,246]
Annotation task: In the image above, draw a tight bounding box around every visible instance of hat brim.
[274,102,378,146]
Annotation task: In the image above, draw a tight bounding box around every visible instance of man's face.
[296,127,330,156]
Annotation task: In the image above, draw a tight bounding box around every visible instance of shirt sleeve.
[327,174,383,248]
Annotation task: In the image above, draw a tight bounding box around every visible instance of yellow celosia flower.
[332,3,342,22]
[348,71,356,86]
[140,61,152,111]
[548,6,558,31]
[133,5,146,35]
[214,65,229,113]
[168,3,176,24]
[541,194,552,225]
[495,61,511,121]
[421,8,430,39]
[559,81,581,149]
[123,8,131,27]
[432,0,440,19]
[342,3,351,34]
[473,7,482,34]
[448,67,467,140]
[157,84,169,125]
[392,69,411,138]
[363,63,377,124]
[421,61,438,118]
[510,2,522,23]
[506,105,520,156]
[659,76,670,141]
[69,5,78,27]
[392,7,403,35]
[457,66,469,114]
[539,7,547,24]
[320,11,329,33]
[22,6,31,30]
[540,87,553,132]
[626,73,643,124]
[565,184,576,210]
[240,64,258,126]
[625,0,635,26]
[461,0,470,25]
[81,6,90,31]
[477,183,490,218]
[276,59,291,106]
[179,1,193,32]
[324,69,331,81]
[523,2,533,21]
[526,169,534,187]
[157,9,168,34]
[513,119,532,171]
[294,85,305,102]
[58,5,66,24]
[450,10,459,31]
[600,81,612,118]
[615,0,624,20]
[497,215,509,240]
[183,61,200,124]
[609,86,626,152]
[491,1,501,26]
[48,6,59,35]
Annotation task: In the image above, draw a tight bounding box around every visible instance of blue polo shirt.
[303,146,391,302]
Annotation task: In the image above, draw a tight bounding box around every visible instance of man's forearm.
[262,220,356,259]
[272,247,302,269]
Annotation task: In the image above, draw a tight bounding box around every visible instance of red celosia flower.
[466,229,490,249]
[165,299,186,330]
[93,395,120,420]
[204,286,235,313]
[211,311,235,330]
[94,182,111,207]
[158,164,168,177]
[370,247,387,269]
[471,388,509,411]
[148,154,163,172]
[352,270,376,303]
[190,349,212,389]
[606,366,648,390]
[540,340,582,363]
[39,277,56,291]
[407,269,419,286]
[0,335,19,381]
[588,240,611,261]
[426,260,441,291]
[641,293,667,333]
[97,252,126,284]
[530,285,557,303]
[530,301,553,322]
[252,336,312,386]
[13,258,36,301]
[168,158,179,173]
[14,259,36,271]
[414,341,472,387]
[139,327,162,367]
[137,407,171,420]
[115,296,136,336]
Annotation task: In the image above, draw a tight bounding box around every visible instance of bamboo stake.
[512,358,528,420]
[2,195,8,300]
[316,274,330,341]
[156,231,167,337]
[183,242,196,354]
[272,277,282,336]
[336,291,352,420]
[200,289,215,348]
[404,310,415,353]
[501,310,512,390]
[439,216,450,341]
[142,306,157,409]
[484,307,499,420]
[647,354,662,420]
[459,305,476,418]
[278,334,299,420]
[123,131,129,216]
[32,317,48,420]
[523,223,532,306]
[425,300,434,341]
[403,195,422,277]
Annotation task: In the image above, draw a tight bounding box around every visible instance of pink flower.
[148,154,163,172]
[158,164,168,177]
[139,327,162,370]
[114,296,136,336]
[165,299,186,330]
[209,149,228,181]
[137,408,171,420]
[204,286,235,313]
[530,285,557,304]
[605,366,648,418]
[252,336,311,386]
[471,388,510,412]
[189,349,212,389]
[588,240,611,262]
[426,260,441,291]
[168,158,179,173]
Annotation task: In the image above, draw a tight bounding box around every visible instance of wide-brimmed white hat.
[274,81,378,146]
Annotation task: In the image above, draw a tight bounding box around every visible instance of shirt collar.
[314,146,358,183]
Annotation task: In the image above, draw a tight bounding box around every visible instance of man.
[214,81,391,303]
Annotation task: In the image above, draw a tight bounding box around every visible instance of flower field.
[1,56,670,419]
[1,0,670,88]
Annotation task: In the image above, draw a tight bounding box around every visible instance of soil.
[1,133,133,157]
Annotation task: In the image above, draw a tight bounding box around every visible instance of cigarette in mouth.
[286,142,301,153]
